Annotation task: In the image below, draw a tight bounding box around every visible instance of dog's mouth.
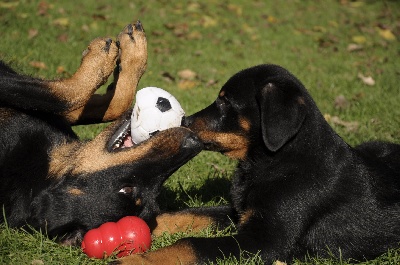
[108,119,134,151]
[107,110,163,152]
[107,111,136,152]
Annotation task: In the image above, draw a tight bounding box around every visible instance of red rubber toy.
[81,216,151,259]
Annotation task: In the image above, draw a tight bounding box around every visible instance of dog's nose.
[182,133,203,150]
[181,115,193,127]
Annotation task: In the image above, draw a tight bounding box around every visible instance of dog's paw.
[81,37,119,84]
[117,20,147,77]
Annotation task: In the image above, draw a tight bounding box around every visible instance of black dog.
[0,21,202,245]
[115,64,400,264]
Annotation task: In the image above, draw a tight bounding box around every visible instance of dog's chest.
[230,162,256,212]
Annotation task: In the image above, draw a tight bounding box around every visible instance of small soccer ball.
[131,87,185,144]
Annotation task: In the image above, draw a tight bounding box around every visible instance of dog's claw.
[102,38,113,52]
[127,24,134,40]
[135,20,144,32]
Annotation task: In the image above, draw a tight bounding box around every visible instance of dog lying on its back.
[0,21,202,245]
[115,64,400,264]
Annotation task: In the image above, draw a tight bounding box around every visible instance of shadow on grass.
[158,175,232,211]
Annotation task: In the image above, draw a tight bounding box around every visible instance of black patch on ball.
[156,97,172,112]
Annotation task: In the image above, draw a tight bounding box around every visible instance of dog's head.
[184,64,316,159]
[28,111,202,245]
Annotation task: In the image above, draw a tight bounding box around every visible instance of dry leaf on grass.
[376,28,396,41]
[57,33,68,42]
[200,16,217,28]
[358,73,375,86]
[347,43,363,52]
[178,69,197,80]
[28,28,39,39]
[334,95,350,110]
[227,4,243,16]
[352,35,367,44]
[206,79,218,86]
[161,71,175,83]
[31,259,44,265]
[0,2,19,9]
[29,61,47,69]
[52,17,69,27]
[178,80,198,90]
[324,114,359,132]
[37,1,50,16]
[56,66,66,74]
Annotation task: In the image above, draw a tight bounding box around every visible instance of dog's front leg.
[110,234,260,265]
[150,205,236,236]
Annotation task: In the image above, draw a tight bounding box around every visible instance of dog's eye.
[119,186,135,195]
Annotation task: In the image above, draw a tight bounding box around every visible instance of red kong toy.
[81,216,151,258]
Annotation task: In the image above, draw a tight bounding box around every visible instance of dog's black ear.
[259,82,307,152]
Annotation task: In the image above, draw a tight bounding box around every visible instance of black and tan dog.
[0,21,202,245]
[115,64,400,264]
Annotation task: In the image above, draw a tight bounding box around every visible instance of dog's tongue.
[124,135,134,148]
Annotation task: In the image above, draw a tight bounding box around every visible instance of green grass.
[0,0,399,264]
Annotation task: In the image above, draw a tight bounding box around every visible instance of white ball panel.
[136,89,158,110]
[131,126,150,144]
[159,110,184,130]
[130,87,186,144]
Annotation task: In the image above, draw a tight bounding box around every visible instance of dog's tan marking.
[135,198,142,206]
[188,116,249,159]
[239,116,251,133]
[48,142,80,178]
[48,126,190,178]
[151,212,214,237]
[198,131,249,160]
[67,187,85,196]
[239,209,254,226]
[0,108,15,122]
[115,238,197,265]
[219,90,225,97]
[188,117,207,132]
[297,96,306,105]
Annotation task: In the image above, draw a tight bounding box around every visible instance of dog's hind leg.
[47,37,119,122]
[65,21,147,124]
[0,21,146,124]
[0,44,115,117]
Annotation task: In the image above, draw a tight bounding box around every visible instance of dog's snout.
[182,116,193,127]
[182,133,203,150]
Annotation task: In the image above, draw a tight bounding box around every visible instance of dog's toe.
[134,20,144,32]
